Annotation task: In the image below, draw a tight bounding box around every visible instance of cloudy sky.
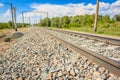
[0,0,120,23]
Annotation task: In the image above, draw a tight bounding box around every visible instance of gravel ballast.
[0,27,119,80]
[46,29,120,63]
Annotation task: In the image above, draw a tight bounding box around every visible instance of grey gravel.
[46,29,120,62]
[0,27,119,80]
[12,32,23,38]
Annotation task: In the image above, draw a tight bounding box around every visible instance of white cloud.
[18,1,120,23]
[3,9,11,17]
[99,1,120,17]
[0,3,4,7]
[0,9,12,22]
[108,0,120,17]
[1,1,120,23]
[99,2,110,11]
[29,1,120,18]
[30,3,96,18]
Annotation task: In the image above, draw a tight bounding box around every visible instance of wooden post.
[22,12,24,27]
[29,16,31,26]
[47,12,48,27]
[94,0,100,33]
[10,3,14,29]
[13,7,17,31]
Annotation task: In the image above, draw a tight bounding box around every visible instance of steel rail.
[47,28,120,46]
[40,28,120,77]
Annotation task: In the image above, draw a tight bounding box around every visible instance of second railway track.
[45,28,120,63]
[41,28,120,77]
[48,28,120,46]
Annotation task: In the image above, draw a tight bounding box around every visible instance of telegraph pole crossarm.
[22,10,48,27]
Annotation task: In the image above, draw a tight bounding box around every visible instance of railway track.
[41,28,120,77]
[1,27,120,79]
[47,28,120,46]
[46,28,120,62]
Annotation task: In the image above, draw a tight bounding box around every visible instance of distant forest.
[37,14,120,28]
[0,14,120,36]
[0,21,30,29]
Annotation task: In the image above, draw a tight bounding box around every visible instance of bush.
[69,23,81,27]
[102,23,110,28]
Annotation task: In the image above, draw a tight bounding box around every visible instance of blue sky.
[0,0,117,13]
[0,0,117,12]
[0,0,120,23]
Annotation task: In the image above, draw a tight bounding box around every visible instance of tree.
[0,23,8,29]
[60,16,71,28]
[40,18,49,27]
[51,17,60,28]
[8,21,12,29]
[102,15,111,23]
[70,15,81,27]
[114,14,120,22]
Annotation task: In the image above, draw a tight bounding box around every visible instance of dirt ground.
[0,28,30,57]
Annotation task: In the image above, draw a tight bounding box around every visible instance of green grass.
[49,22,120,37]
[67,27,120,37]
[0,30,2,33]
[0,30,3,35]
[0,28,12,35]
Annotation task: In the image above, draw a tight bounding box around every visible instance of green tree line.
[0,21,30,29]
[38,14,120,28]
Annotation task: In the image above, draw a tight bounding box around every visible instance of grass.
[64,27,120,37]
[49,22,120,37]
[0,28,12,36]
[0,30,3,36]
[3,36,12,42]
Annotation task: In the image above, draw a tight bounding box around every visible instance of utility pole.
[13,7,17,31]
[32,11,49,27]
[94,0,100,33]
[29,16,31,26]
[47,12,49,27]
[10,3,14,29]
[2,3,14,29]
[36,19,37,24]
[21,11,48,27]
[22,12,24,27]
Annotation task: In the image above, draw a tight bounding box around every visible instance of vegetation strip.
[37,14,120,36]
